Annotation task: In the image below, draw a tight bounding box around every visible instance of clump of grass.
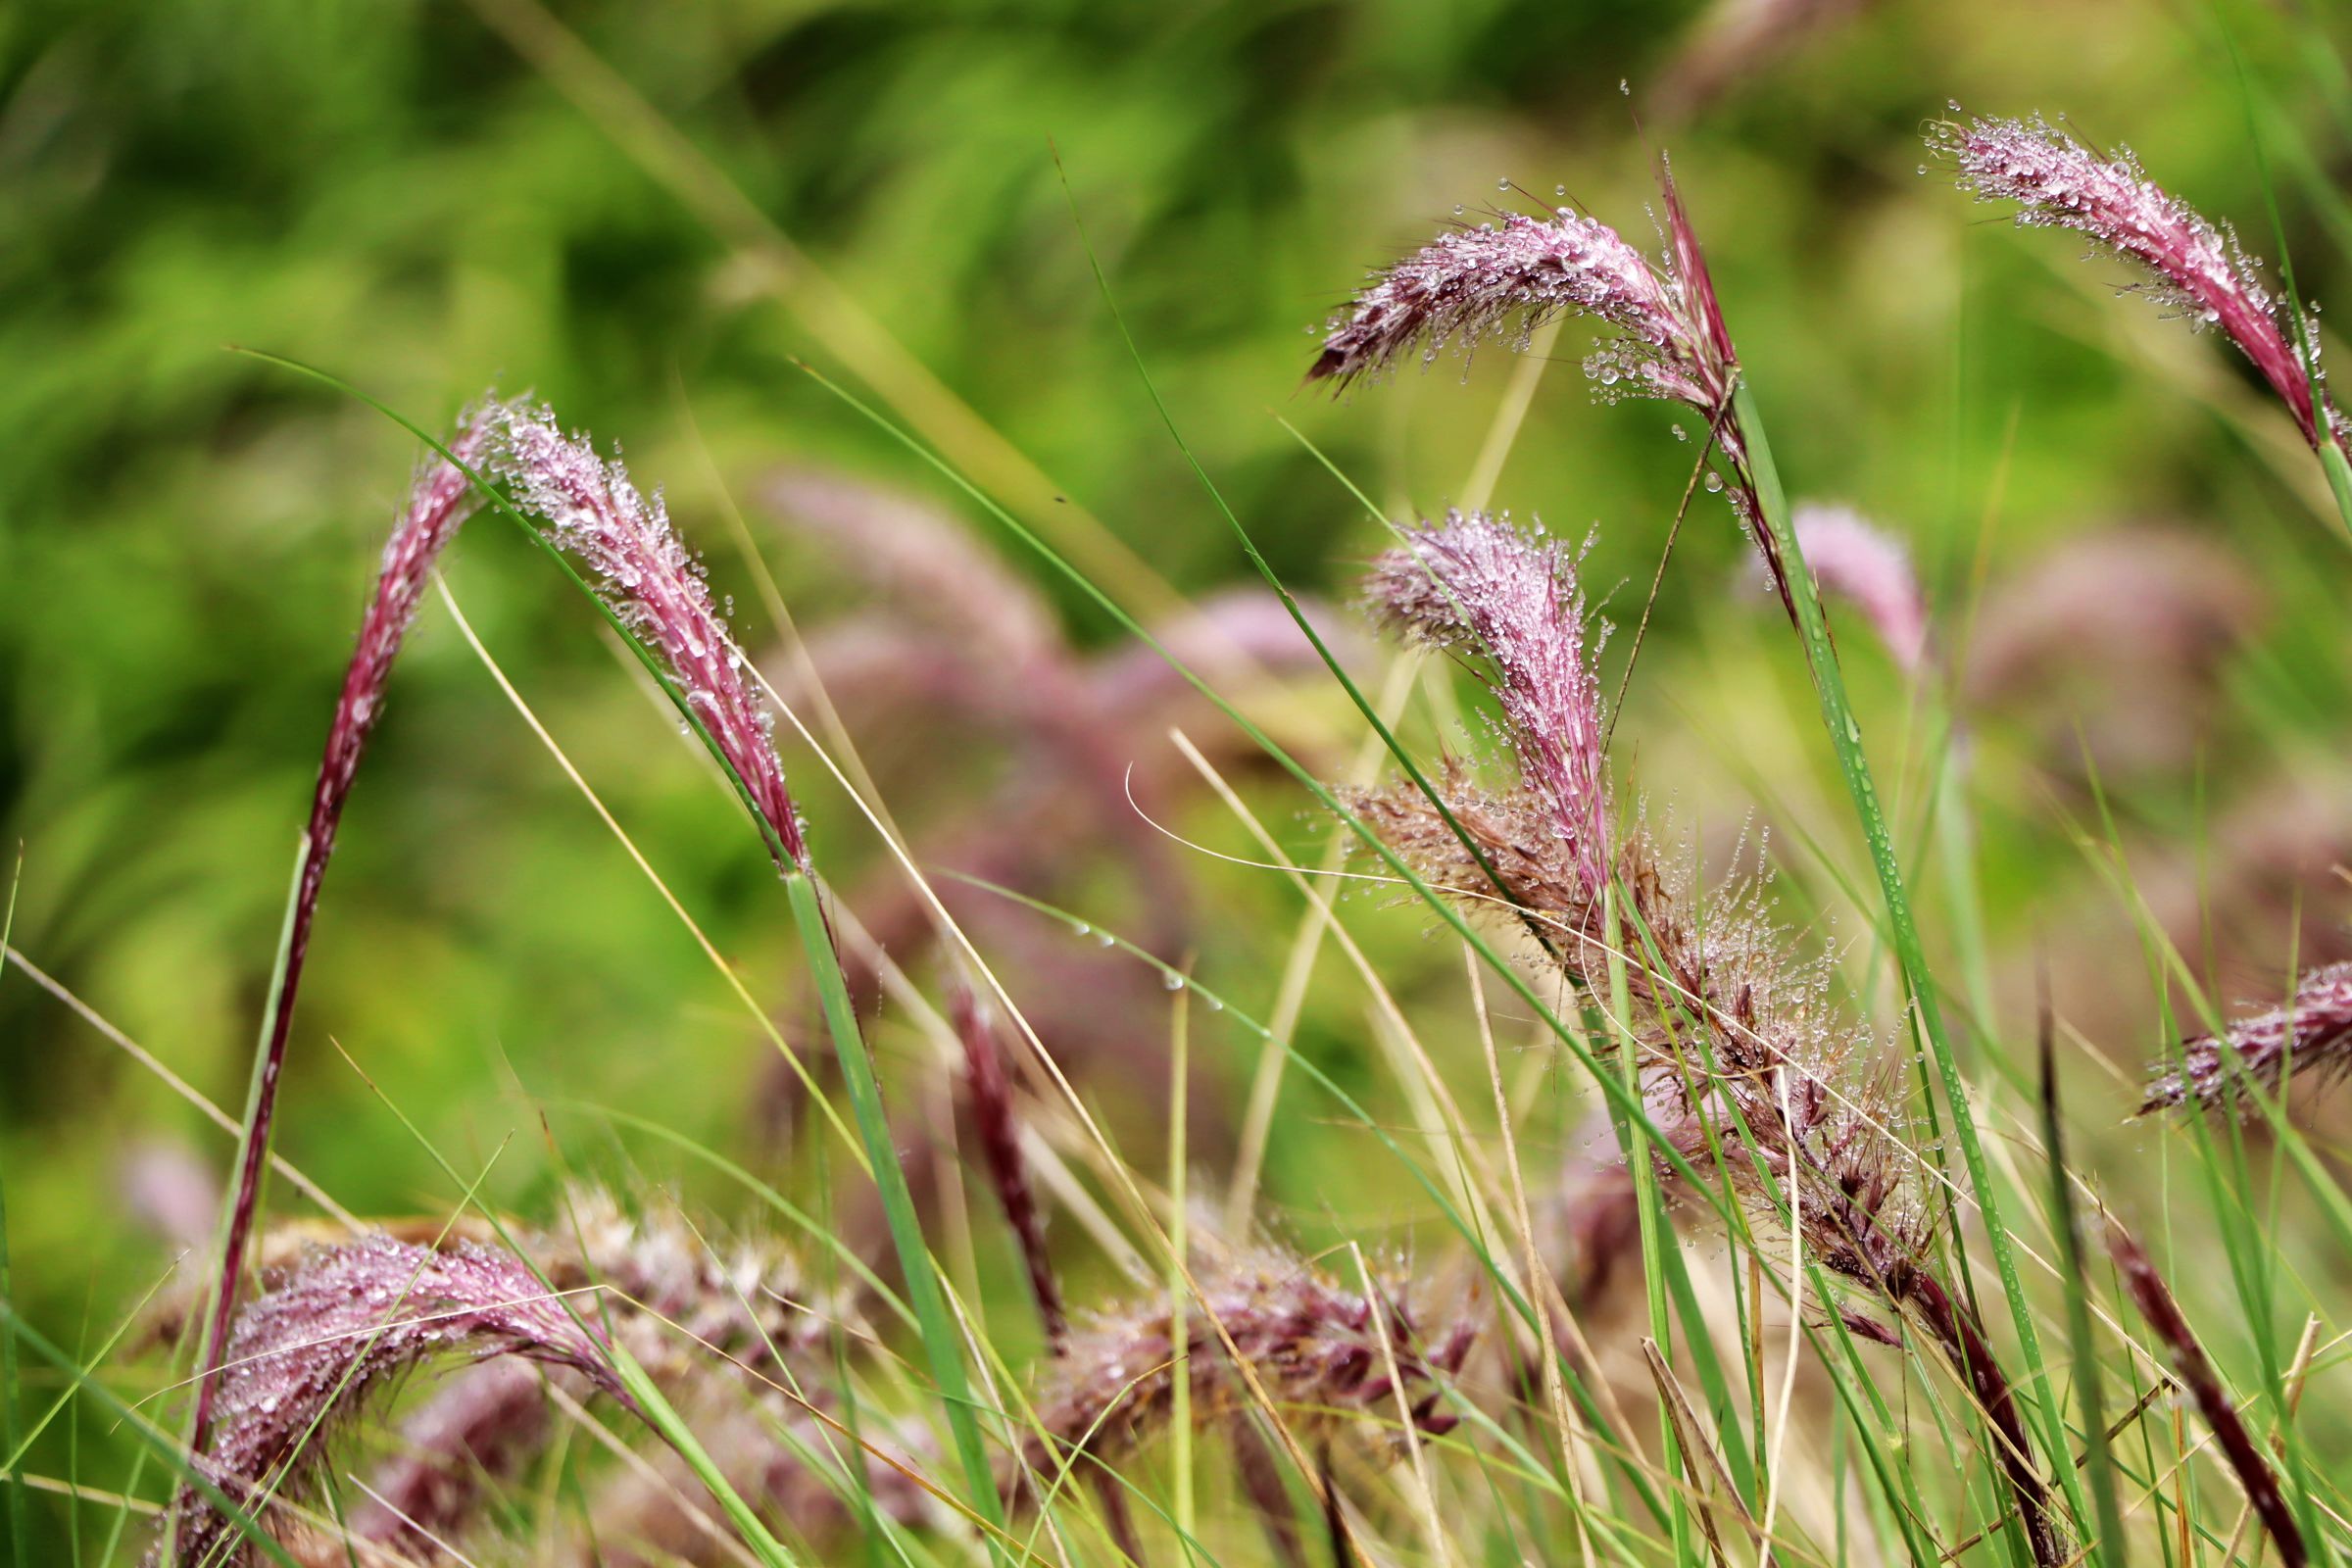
[1341,508,2067,1565]
[25,69,2352,1568]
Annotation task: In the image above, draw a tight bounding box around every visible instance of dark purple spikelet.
[1025,1252,1472,1486]
[491,403,808,872]
[2110,1226,2306,1568]
[164,1234,615,1566]
[952,986,1065,1343]
[195,409,502,1447]
[1309,194,1738,423]
[2140,960,2352,1116]
[1933,110,2345,456]
[1364,512,1611,894]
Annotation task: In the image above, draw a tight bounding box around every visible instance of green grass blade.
[2039,1002,2128,1568]
[1733,379,2084,1544]
[0,847,28,1568]
[0,1302,304,1568]
[786,870,1007,1548]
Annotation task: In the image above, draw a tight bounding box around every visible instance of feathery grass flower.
[1026,1250,1472,1484]
[491,403,808,872]
[1364,512,1611,893]
[1308,201,1737,418]
[954,988,1065,1343]
[1310,172,1801,600]
[1790,504,1929,673]
[1348,513,2065,1564]
[2139,960,2352,1116]
[165,1235,615,1566]
[1932,110,2346,460]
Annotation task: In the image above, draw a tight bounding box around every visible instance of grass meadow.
[5,2,2352,1565]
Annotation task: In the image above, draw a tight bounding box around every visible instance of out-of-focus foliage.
[5,0,2352,1557]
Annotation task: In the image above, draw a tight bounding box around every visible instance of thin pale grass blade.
[459,0,1188,620]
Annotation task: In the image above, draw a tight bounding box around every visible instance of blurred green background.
[5,0,2352,1552]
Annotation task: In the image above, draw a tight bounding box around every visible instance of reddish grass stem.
[191,415,497,1450]
[952,986,1065,1343]
[2108,1226,2306,1568]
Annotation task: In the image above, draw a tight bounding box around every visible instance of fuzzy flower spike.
[1311,168,1793,599]
[2139,960,2352,1116]
[490,403,808,872]
[1933,109,2347,460]
[164,1234,616,1566]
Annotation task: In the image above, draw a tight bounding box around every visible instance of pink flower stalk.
[491,403,808,872]
[194,410,500,1449]
[1654,0,1877,122]
[1933,110,2346,456]
[2140,960,2352,1116]
[1363,512,1611,894]
[1790,504,1929,673]
[164,1234,615,1567]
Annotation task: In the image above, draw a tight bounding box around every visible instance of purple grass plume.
[162,1234,616,1567]
[1364,512,1612,893]
[1654,0,1878,122]
[1346,513,2066,1566]
[194,408,502,1450]
[1310,171,1798,601]
[2110,1225,2306,1568]
[491,402,808,873]
[2139,960,2352,1117]
[1024,1250,1474,1489]
[1308,189,1737,423]
[1790,504,1929,674]
[1933,109,2347,459]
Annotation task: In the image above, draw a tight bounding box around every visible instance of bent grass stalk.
[222,352,1007,1550]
